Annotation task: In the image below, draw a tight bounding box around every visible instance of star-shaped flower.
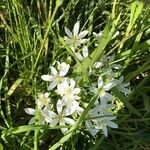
[64,21,88,49]
[90,76,116,104]
[37,92,51,110]
[86,103,118,137]
[43,100,75,134]
[41,62,70,90]
[56,79,81,101]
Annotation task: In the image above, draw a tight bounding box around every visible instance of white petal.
[64,107,75,116]
[64,117,75,125]
[94,61,104,68]
[59,120,68,134]
[50,66,58,76]
[69,79,76,89]
[42,110,57,118]
[57,99,64,115]
[44,92,49,98]
[59,63,70,76]
[61,127,68,134]
[100,92,113,103]
[98,76,103,88]
[85,120,98,137]
[82,46,88,58]
[24,108,35,115]
[104,80,116,91]
[73,21,80,36]
[79,39,88,44]
[75,52,83,61]
[102,124,108,137]
[65,27,73,38]
[56,81,69,95]
[29,117,35,124]
[50,119,59,127]
[48,81,57,90]
[41,75,53,81]
[72,88,81,94]
[107,121,118,128]
[78,30,88,38]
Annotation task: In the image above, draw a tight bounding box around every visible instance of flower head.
[56,79,81,101]
[37,92,51,110]
[43,100,75,134]
[41,62,70,90]
[86,103,118,137]
[64,21,88,49]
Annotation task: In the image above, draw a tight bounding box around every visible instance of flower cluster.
[25,21,131,137]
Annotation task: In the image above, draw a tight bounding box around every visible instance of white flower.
[86,103,118,137]
[24,108,46,125]
[94,116,118,137]
[43,100,75,134]
[64,21,88,48]
[56,79,81,101]
[37,92,51,110]
[41,62,70,90]
[90,76,116,104]
[115,76,131,95]
[57,97,84,117]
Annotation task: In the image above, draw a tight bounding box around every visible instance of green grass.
[0,0,150,150]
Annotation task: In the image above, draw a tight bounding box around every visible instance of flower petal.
[73,21,80,36]
[69,79,76,89]
[79,39,88,44]
[41,75,53,81]
[50,119,59,127]
[65,27,73,38]
[98,76,103,88]
[24,108,35,115]
[78,30,88,38]
[59,63,70,76]
[29,117,35,124]
[85,120,98,137]
[50,66,58,76]
[64,117,75,125]
[57,99,64,115]
[104,80,116,91]
[48,81,57,90]
[102,124,108,137]
[107,120,118,128]
[72,88,81,94]
[82,46,88,58]
[75,52,83,61]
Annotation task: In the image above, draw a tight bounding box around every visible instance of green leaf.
[0,144,3,150]
[7,78,23,96]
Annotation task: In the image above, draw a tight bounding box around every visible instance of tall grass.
[0,0,150,149]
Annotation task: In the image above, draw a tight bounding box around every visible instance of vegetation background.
[0,0,150,149]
